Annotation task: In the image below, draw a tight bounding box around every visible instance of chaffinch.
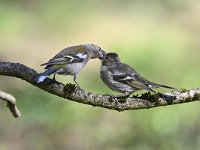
[100,52,176,97]
[35,44,105,86]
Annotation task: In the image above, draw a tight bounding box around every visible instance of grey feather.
[100,52,177,96]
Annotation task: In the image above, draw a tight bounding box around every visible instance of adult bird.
[35,44,105,87]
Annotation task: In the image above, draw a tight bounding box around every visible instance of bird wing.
[133,72,176,90]
[41,54,87,69]
[51,45,87,59]
[132,71,155,87]
[41,45,89,68]
[110,63,175,92]
[109,64,135,82]
[110,64,156,92]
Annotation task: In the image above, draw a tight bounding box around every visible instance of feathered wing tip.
[155,84,178,91]
[35,69,56,83]
[132,74,178,91]
[40,62,48,66]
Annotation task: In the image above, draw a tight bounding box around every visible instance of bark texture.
[0,61,200,117]
[0,90,21,118]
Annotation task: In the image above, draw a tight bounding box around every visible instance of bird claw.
[73,80,81,89]
[75,83,82,89]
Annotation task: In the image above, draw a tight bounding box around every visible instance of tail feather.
[40,62,48,66]
[133,74,178,91]
[153,83,178,91]
[36,75,48,83]
[35,69,56,83]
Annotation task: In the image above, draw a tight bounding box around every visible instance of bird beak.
[98,50,106,60]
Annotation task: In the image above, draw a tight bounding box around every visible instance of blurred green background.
[0,0,200,150]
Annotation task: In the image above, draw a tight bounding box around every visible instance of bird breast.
[65,62,86,75]
[100,66,134,93]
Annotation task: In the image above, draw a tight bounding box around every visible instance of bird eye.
[101,51,105,56]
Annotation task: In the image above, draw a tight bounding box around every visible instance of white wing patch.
[148,85,153,88]
[64,55,75,62]
[76,53,87,59]
[120,76,133,80]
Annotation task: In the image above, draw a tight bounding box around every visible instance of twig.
[0,91,21,118]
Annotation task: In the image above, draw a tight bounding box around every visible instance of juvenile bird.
[35,44,105,86]
[100,52,176,97]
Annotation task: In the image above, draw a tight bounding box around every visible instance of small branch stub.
[0,91,21,118]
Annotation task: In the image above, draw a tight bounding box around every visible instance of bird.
[35,44,105,87]
[100,52,176,97]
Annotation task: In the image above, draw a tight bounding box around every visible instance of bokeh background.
[0,0,200,150]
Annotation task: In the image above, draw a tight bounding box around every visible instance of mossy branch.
[0,61,200,118]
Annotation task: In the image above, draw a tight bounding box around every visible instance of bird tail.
[153,83,178,91]
[35,69,57,83]
[132,75,178,91]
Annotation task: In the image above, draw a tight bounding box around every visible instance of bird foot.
[75,83,82,90]
[49,74,57,84]
[73,80,82,89]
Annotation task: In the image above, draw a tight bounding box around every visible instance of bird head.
[101,52,121,66]
[84,44,106,59]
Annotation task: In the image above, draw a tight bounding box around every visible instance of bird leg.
[73,75,80,88]
[52,74,56,82]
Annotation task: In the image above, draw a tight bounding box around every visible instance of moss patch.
[135,92,160,102]
[64,83,76,95]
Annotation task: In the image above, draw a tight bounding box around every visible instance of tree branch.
[0,61,200,116]
[0,90,21,118]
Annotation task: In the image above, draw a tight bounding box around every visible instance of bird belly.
[55,68,68,75]
[100,68,134,94]
[109,81,134,93]
[65,62,86,75]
